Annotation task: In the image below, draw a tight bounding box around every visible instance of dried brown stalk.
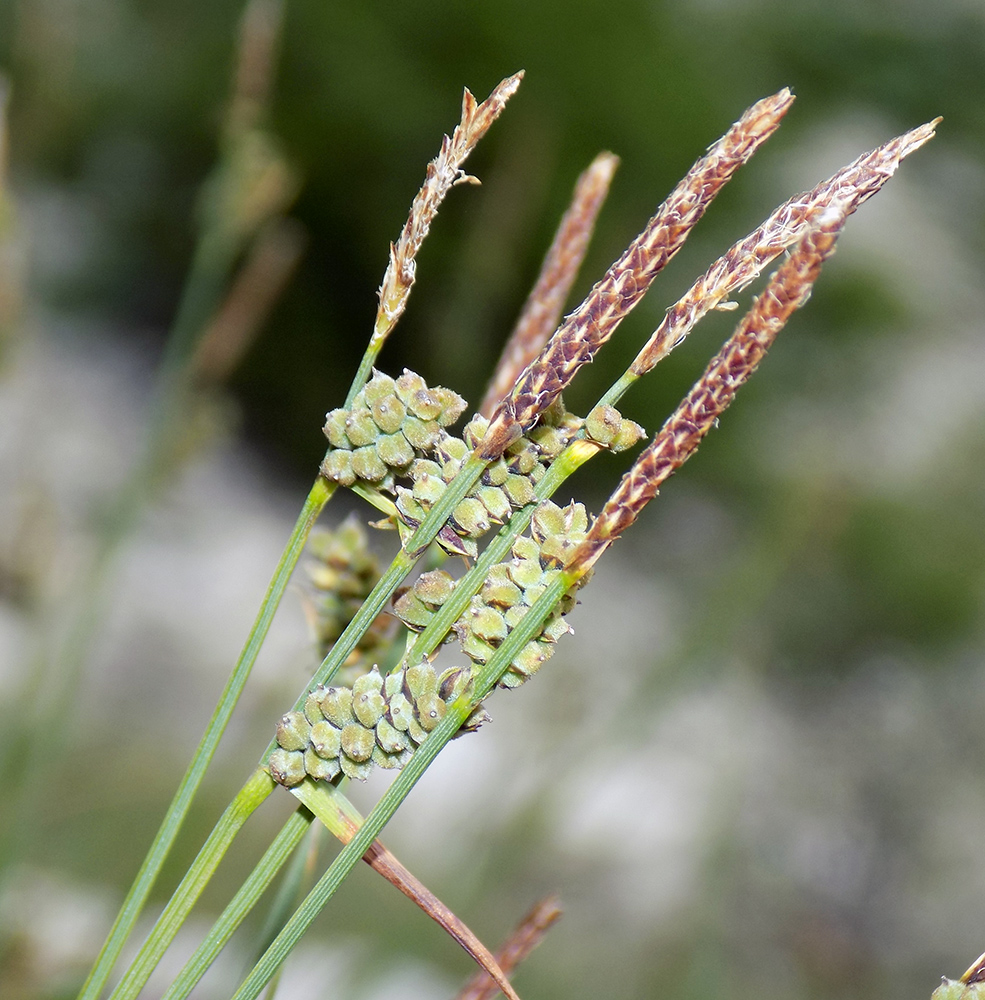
[454,895,563,1000]
[323,805,523,1000]
[479,151,620,418]
[371,72,524,353]
[630,117,940,377]
[569,204,848,576]
[476,88,795,461]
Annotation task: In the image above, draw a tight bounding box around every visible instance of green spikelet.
[270,659,486,786]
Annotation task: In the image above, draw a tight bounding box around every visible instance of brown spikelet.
[475,88,796,460]
[479,152,620,418]
[373,72,524,346]
[455,895,563,1000]
[631,117,940,376]
[569,204,849,575]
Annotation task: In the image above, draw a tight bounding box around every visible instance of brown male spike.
[476,88,795,460]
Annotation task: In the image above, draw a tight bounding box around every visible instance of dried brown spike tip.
[630,116,941,377]
[373,71,524,342]
[476,88,796,461]
[570,203,849,576]
[455,895,563,1000]
[479,151,621,418]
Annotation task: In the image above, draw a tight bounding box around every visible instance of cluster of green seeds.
[321,370,467,490]
[393,500,591,688]
[268,660,488,786]
[321,369,643,559]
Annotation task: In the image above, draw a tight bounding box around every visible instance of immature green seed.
[268,748,307,786]
[392,589,434,629]
[303,692,325,726]
[319,686,354,727]
[401,415,441,450]
[438,665,471,701]
[388,692,414,731]
[462,415,489,447]
[437,434,469,463]
[462,703,491,732]
[511,639,553,677]
[528,463,546,485]
[351,668,386,727]
[376,431,415,468]
[502,474,535,507]
[371,744,407,769]
[564,502,589,535]
[375,717,410,754]
[540,534,576,567]
[407,389,444,421]
[512,536,540,561]
[531,501,567,541]
[371,395,407,434]
[415,692,446,731]
[396,488,426,527]
[481,458,510,487]
[521,581,549,606]
[469,601,508,642]
[321,450,356,487]
[452,497,490,537]
[304,747,341,782]
[345,408,379,448]
[323,409,352,449]
[529,425,566,459]
[541,615,572,642]
[404,661,438,700]
[409,472,443,508]
[309,720,342,759]
[351,446,387,482]
[340,755,373,781]
[276,712,311,752]
[585,404,622,446]
[413,569,455,607]
[406,716,428,745]
[504,604,528,630]
[394,369,428,405]
[612,418,646,452]
[460,631,497,664]
[433,387,468,427]
[341,722,375,762]
[505,444,538,476]
[363,370,397,406]
[481,564,522,608]
[476,485,512,523]
[441,459,463,484]
[509,557,543,591]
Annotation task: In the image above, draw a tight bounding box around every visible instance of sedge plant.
[71,68,939,1000]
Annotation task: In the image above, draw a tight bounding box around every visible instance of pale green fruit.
[339,754,373,781]
[404,661,438,700]
[392,589,433,629]
[309,720,342,759]
[433,387,468,427]
[351,669,386,727]
[452,497,490,537]
[481,458,510,486]
[477,485,512,523]
[415,693,446,731]
[502,474,535,507]
[276,712,311,752]
[363,370,397,406]
[612,418,645,452]
[319,687,354,727]
[321,450,355,486]
[304,748,341,782]
[437,434,469,463]
[351,446,387,482]
[370,395,406,434]
[462,415,489,447]
[375,717,411,754]
[585,403,622,445]
[468,602,508,642]
[388,692,414,731]
[341,722,375,762]
[413,570,455,607]
[303,692,325,726]
[509,557,543,591]
[376,431,415,468]
[344,408,379,448]
[401,415,441,451]
[268,748,306,787]
[323,408,352,449]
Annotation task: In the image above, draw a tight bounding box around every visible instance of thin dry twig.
[476,88,795,460]
[630,117,941,376]
[479,152,620,418]
[192,217,306,382]
[372,72,524,351]
[454,896,563,1000]
[570,203,849,576]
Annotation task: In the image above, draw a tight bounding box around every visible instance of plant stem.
[78,479,330,1000]
[159,807,313,1000]
[228,574,569,1000]
[106,769,277,1000]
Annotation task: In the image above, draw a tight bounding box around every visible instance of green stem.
[229,574,569,1000]
[78,479,331,1000]
[108,769,276,1000]
[159,807,313,1000]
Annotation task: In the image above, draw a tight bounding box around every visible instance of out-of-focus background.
[1,1,985,998]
